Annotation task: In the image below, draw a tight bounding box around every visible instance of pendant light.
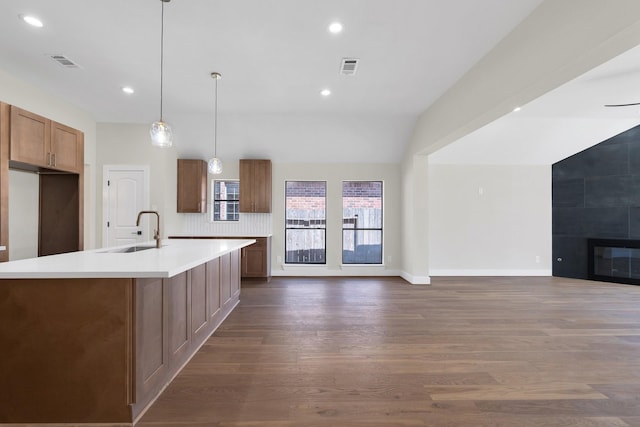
[208,72,223,174]
[150,0,173,147]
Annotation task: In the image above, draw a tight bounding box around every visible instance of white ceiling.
[0,0,548,163]
[429,42,640,165]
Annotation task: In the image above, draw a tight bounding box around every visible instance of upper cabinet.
[239,159,272,213]
[177,159,207,213]
[51,121,84,173]
[10,106,84,173]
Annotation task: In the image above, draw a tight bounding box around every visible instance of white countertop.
[0,238,255,279]
[169,233,273,238]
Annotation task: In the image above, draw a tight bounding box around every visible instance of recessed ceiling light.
[122,86,135,95]
[328,22,343,34]
[320,89,331,97]
[19,14,43,28]
[513,106,522,112]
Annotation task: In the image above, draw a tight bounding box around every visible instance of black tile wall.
[552,144,628,180]
[552,178,584,208]
[552,123,640,280]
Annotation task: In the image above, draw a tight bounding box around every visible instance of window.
[285,181,326,264]
[342,181,383,264]
[212,180,239,221]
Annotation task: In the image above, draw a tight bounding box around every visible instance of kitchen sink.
[102,245,158,253]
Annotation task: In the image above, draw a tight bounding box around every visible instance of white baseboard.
[272,267,402,277]
[429,269,552,277]
[400,271,431,285]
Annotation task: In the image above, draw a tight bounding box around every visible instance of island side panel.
[0,277,133,424]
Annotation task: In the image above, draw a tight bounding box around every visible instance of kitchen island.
[0,238,254,425]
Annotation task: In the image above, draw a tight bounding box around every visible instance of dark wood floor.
[138,276,640,427]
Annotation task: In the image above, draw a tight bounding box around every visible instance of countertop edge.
[0,239,255,279]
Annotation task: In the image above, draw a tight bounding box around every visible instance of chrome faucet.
[136,210,161,248]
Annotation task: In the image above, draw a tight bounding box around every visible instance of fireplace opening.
[588,238,640,285]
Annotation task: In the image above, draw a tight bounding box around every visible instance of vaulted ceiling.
[0,0,545,162]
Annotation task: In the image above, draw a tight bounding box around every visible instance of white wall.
[401,1,640,282]
[97,123,179,245]
[8,170,39,260]
[271,163,401,276]
[97,123,403,277]
[428,164,551,276]
[0,68,97,252]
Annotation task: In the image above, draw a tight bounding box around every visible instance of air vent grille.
[48,54,80,68]
[340,58,359,76]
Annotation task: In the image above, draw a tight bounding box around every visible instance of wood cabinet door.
[252,160,272,212]
[135,277,169,407]
[207,258,221,322]
[190,264,209,348]
[177,159,207,213]
[231,248,241,298]
[167,272,191,371]
[10,106,50,168]
[239,159,253,212]
[220,252,231,307]
[239,159,272,213]
[51,121,83,173]
[242,239,267,277]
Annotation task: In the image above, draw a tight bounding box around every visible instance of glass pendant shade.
[208,157,223,174]
[150,120,173,147]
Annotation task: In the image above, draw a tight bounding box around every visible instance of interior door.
[104,166,150,248]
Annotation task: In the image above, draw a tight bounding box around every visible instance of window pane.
[342,230,382,264]
[285,181,326,227]
[214,201,239,221]
[213,180,239,221]
[342,181,382,228]
[285,229,326,263]
[214,180,240,201]
[342,181,383,264]
[285,181,326,264]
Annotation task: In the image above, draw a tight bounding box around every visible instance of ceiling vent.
[340,58,359,76]
[48,54,80,68]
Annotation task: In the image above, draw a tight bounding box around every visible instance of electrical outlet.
[535,255,540,263]
[387,255,392,264]
[276,255,282,263]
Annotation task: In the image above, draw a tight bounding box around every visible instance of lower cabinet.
[132,249,241,420]
[134,277,169,411]
[168,236,271,280]
[241,236,271,278]
[0,249,243,425]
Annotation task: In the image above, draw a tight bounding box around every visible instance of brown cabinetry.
[51,120,84,173]
[10,106,83,173]
[242,236,271,278]
[177,159,207,213]
[239,159,272,213]
[133,250,241,422]
[170,236,272,280]
[135,277,169,410]
[2,104,84,258]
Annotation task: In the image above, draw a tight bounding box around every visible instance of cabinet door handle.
[52,153,56,167]
[47,152,51,166]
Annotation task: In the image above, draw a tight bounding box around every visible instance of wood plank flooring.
[137,276,640,427]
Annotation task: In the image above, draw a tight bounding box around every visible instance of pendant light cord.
[214,75,218,157]
[159,0,165,120]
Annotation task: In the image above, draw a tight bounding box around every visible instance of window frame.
[284,180,327,264]
[211,179,240,222]
[341,180,383,265]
